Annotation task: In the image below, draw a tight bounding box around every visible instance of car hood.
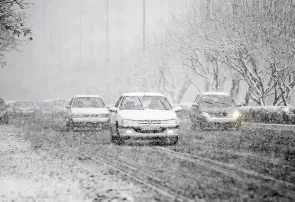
[71,108,109,115]
[118,110,177,120]
[199,106,237,114]
[14,107,35,111]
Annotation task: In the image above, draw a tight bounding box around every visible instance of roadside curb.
[241,122,295,131]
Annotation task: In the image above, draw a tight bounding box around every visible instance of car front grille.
[134,128,166,133]
[137,120,162,125]
[81,114,109,118]
[210,112,228,117]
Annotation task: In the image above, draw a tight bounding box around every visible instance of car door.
[190,95,201,121]
[65,97,74,119]
[110,96,123,129]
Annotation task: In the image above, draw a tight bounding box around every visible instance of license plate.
[142,127,160,131]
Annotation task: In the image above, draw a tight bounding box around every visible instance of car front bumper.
[72,117,109,123]
[117,127,179,139]
[14,111,36,115]
[205,117,239,123]
[201,117,241,129]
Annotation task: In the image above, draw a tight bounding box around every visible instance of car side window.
[194,95,200,104]
[0,99,4,106]
[115,96,123,108]
[69,98,75,107]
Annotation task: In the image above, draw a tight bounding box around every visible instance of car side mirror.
[236,102,245,107]
[108,106,118,112]
[173,106,182,112]
[65,104,71,109]
[192,103,199,108]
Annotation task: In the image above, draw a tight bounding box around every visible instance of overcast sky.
[0,0,186,102]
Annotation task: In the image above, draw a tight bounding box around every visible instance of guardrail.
[241,122,295,132]
[178,119,295,132]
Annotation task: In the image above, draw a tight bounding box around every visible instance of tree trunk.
[230,78,240,100]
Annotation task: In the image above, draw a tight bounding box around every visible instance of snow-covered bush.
[239,106,295,124]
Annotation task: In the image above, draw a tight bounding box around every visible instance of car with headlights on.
[189,92,241,130]
[64,95,110,131]
[108,92,182,145]
[0,98,9,124]
[13,100,38,117]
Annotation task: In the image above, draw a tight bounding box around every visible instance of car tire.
[111,123,124,145]
[192,120,204,131]
[4,113,9,124]
[167,137,178,145]
[235,122,241,131]
[65,120,73,132]
[190,122,197,131]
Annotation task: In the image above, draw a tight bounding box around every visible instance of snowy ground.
[0,124,161,202]
[1,116,295,201]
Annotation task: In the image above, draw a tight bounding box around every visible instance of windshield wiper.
[215,101,231,106]
[137,98,145,110]
[204,101,214,105]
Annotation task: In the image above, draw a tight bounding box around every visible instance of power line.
[106,0,109,65]
[143,0,146,51]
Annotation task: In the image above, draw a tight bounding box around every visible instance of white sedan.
[109,92,182,145]
[64,95,110,131]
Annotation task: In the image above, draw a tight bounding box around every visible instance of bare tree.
[147,34,194,103]
[0,0,32,66]
[176,0,295,106]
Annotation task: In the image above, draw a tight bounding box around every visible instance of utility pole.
[79,13,82,67]
[106,0,109,65]
[142,0,146,51]
[58,29,61,72]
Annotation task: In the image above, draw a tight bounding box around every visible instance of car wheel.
[111,123,124,145]
[65,120,73,132]
[4,113,9,124]
[190,122,197,131]
[167,137,178,145]
[235,122,241,131]
[192,120,204,131]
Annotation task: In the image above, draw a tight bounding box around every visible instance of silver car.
[189,92,241,130]
[13,100,38,117]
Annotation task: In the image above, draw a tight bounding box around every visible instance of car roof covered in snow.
[5,100,16,104]
[42,100,53,102]
[201,92,230,96]
[122,92,165,97]
[15,100,33,103]
[75,95,102,98]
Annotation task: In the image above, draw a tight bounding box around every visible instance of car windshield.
[42,102,53,109]
[72,97,105,108]
[200,95,235,107]
[120,96,172,110]
[53,100,65,106]
[15,101,34,107]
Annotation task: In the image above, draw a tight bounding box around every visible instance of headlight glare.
[232,111,240,119]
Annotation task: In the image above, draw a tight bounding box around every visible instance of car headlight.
[201,112,211,118]
[121,119,138,125]
[232,110,240,119]
[162,119,178,125]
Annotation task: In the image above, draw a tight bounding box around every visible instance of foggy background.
[0,0,187,103]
